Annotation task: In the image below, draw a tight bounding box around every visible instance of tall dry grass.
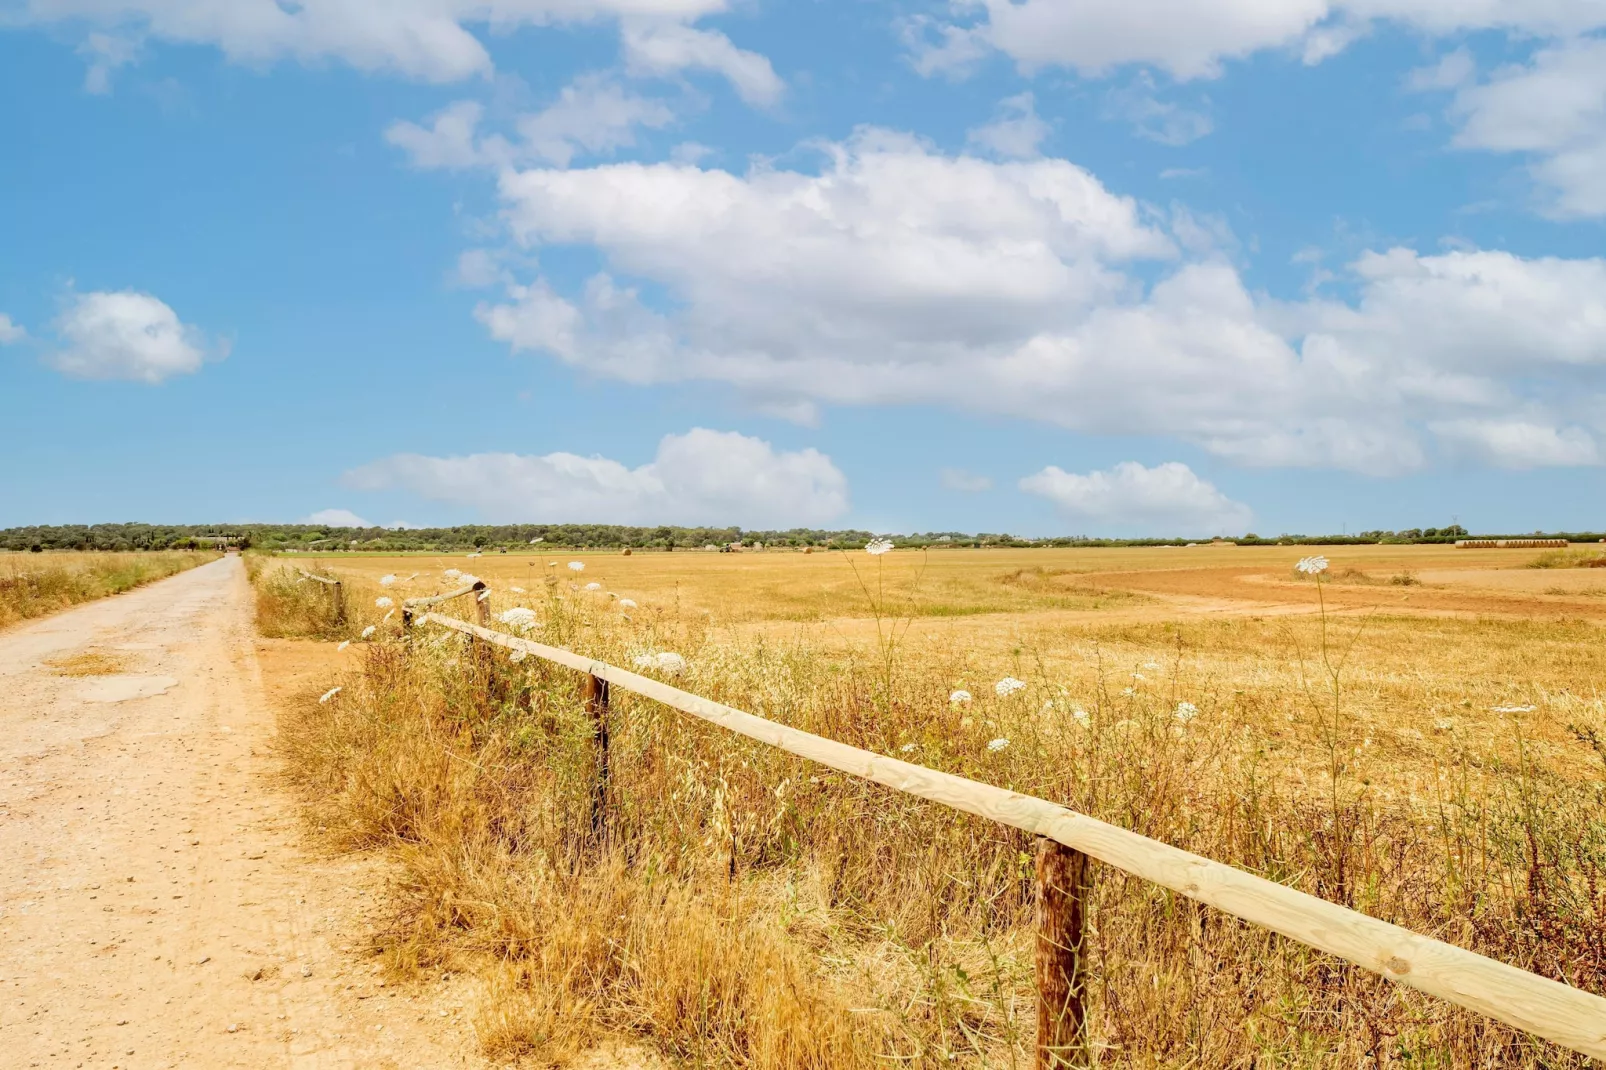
[263,560,1606,1068]
[0,550,216,628]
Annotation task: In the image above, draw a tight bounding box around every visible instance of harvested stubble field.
[255,544,1606,1067]
[0,549,217,629]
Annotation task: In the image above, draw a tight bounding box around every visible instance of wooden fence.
[395,590,1606,1066]
[296,568,346,624]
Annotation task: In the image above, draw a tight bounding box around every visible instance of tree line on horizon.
[3,521,1600,553]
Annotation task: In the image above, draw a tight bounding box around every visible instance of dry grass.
[261,551,1606,1068]
[47,649,131,676]
[0,550,216,629]
[1528,548,1606,569]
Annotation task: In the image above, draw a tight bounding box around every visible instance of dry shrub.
[269,572,1606,1067]
[0,550,213,627]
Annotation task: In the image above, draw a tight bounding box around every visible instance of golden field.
[0,549,217,629]
[255,544,1606,1067]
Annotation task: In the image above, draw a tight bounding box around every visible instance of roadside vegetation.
[0,550,216,629]
[255,552,1606,1068]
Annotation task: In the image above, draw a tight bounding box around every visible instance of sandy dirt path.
[0,557,485,1069]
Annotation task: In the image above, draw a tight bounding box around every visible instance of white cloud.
[0,314,25,344]
[967,92,1050,159]
[1020,461,1252,534]
[49,290,221,383]
[1445,37,1606,218]
[19,0,731,83]
[477,132,1606,474]
[1428,419,1600,468]
[1102,74,1214,145]
[345,428,849,526]
[77,32,140,93]
[621,21,784,106]
[913,1,1606,82]
[1405,47,1474,92]
[515,75,676,166]
[304,508,372,528]
[387,77,675,171]
[940,468,993,492]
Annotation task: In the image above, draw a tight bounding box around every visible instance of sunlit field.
[0,549,217,629]
[256,544,1606,1067]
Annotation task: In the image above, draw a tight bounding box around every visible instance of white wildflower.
[443,568,462,580]
[987,737,1010,752]
[950,689,973,704]
[568,561,585,572]
[459,574,479,587]
[337,641,350,652]
[1491,704,1536,714]
[499,608,538,631]
[995,677,1026,697]
[1072,708,1091,728]
[318,686,341,704]
[654,652,687,674]
[466,551,481,558]
[1142,661,1160,670]
[379,574,397,587]
[1121,687,1135,696]
[1295,555,1329,575]
[361,626,376,639]
[1433,718,1455,731]
[510,649,528,664]
[375,596,393,608]
[585,582,602,591]
[900,742,918,754]
[1174,701,1199,723]
[865,538,894,556]
[619,598,637,609]
[1131,672,1145,681]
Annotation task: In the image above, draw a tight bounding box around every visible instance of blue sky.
[2,1,1604,537]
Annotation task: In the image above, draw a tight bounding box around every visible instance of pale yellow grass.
[258,548,1606,1067]
[0,550,216,629]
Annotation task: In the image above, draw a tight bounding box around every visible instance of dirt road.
[0,557,483,1069]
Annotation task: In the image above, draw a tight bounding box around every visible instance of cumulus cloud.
[304,508,372,528]
[620,21,784,106]
[387,77,675,171]
[911,0,1606,81]
[48,290,222,383]
[1441,37,1606,218]
[0,314,25,344]
[967,92,1050,159]
[1428,419,1599,469]
[345,428,849,526]
[474,131,1606,474]
[1020,461,1252,534]
[18,0,731,83]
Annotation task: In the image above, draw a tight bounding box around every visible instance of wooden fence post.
[332,579,346,625]
[1037,837,1091,1069]
[583,673,611,845]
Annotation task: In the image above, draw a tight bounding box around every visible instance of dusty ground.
[0,556,488,1069]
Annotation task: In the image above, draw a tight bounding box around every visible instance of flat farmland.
[255,545,1606,1066]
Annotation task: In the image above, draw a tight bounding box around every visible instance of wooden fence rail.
[401,607,1606,1064]
[295,568,345,624]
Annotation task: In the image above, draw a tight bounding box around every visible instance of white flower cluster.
[1174,701,1199,723]
[360,625,376,639]
[987,737,1010,752]
[498,608,538,632]
[995,677,1026,697]
[378,574,397,587]
[618,598,638,609]
[568,561,585,572]
[443,568,461,580]
[1295,556,1329,575]
[375,596,393,609]
[949,689,973,704]
[865,538,894,556]
[633,652,687,675]
[585,582,602,591]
